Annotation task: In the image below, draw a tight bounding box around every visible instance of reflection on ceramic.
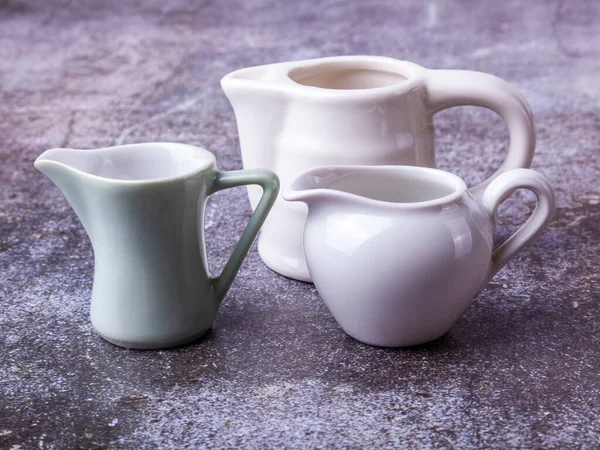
[222,55,536,282]
[284,165,554,347]
[35,143,279,349]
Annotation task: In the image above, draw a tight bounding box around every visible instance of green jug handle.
[208,168,279,303]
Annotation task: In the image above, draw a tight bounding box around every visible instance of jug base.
[341,326,450,348]
[98,327,211,350]
[258,243,313,283]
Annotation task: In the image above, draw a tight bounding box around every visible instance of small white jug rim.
[284,165,469,210]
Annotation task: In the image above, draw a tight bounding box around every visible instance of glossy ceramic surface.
[284,165,554,347]
[35,143,279,349]
[222,55,537,282]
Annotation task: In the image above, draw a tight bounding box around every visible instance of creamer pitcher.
[222,55,536,282]
[284,165,554,347]
[35,143,279,349]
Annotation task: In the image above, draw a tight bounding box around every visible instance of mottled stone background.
[0,0,599,448]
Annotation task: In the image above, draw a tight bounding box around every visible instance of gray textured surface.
[1,0,599,448]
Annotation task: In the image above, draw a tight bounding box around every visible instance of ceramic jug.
[35,143,279,349]
[222,55,536,282]
[283,165,554,347]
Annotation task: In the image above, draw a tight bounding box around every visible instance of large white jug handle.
[424,69,536,197]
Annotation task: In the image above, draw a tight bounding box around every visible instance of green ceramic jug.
[35,142,279,349]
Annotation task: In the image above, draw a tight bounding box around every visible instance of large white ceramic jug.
[222,56,535,282]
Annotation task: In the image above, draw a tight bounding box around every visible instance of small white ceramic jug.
[222,55,536,282]
[35,143,279,349]
[283,165,554,347]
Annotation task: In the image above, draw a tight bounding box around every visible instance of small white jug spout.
[282,166,340,205]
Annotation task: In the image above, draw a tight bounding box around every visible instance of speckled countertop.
[1,0,599,448]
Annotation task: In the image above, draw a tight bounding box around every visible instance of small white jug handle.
[481,169,555,283]
[424,70,536,197]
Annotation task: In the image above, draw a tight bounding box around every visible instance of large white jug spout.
[221,63,290,209]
